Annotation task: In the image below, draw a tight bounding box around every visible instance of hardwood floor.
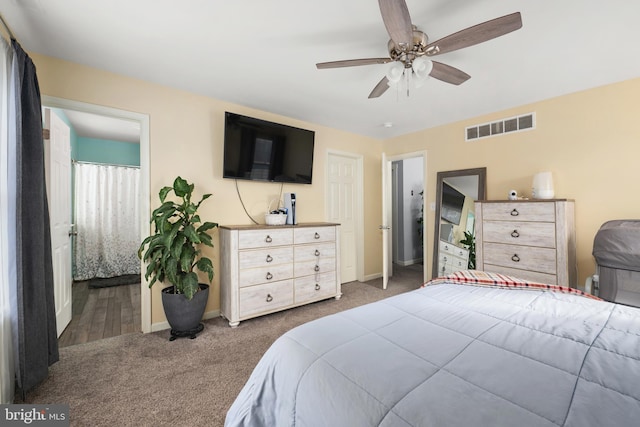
[58,281,141,348]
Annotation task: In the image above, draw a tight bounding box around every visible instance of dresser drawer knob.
[315,249,320,256]
[314,265,320,272]
[315,284,321,291]
[266,294,273,303]
[511,254,521,262]
[265,235,272,243]
[314,232,320,239]
[266,272,273,280]
[511,230,520,238]
[266,254,273,263]
[510,209,519,216]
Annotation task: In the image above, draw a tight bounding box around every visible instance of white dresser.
[475,200,576,287]
[438,240,470,276]
[220,223,341,327]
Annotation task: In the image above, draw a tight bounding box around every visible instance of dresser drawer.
[481,265,557,286]
[239,247,293,269]
[294,242,336,262]
[294,226,335,244]
[294,257,336,277]
[294,272,337,303]
[439,240,469,259]
[482,202,556,222]
[239,264,293,287]
[238,228,293,249]
[483,242,557,275]
[439,253,469,271]
[482,221,556,248]
[239,280,293,318]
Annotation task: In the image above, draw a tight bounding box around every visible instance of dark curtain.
[9,39,58,395]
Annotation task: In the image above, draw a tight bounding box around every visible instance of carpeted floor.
[19,267,424,426]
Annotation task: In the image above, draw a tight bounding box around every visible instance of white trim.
[0,42,13,403]
[383,150,428,283]
[395,259,423,267]
[363,272,382,282]
[325,149,365,283]
[41,96,152,333]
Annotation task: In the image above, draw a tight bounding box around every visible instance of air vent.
[466,112,535,141]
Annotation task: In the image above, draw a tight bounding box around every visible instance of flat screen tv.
[223,112,315,184]
[440,182,466,225]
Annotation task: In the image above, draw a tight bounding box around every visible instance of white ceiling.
[63,110,140,143]
[3,0,640,140]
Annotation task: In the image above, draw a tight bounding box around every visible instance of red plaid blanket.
[424,270,601,301]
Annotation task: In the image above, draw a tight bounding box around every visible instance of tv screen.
[223,112,315,184]
[441,182,465,225]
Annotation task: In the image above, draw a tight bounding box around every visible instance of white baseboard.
[395,259,423,267]
[150,309,221,333]
[362,272,382,282]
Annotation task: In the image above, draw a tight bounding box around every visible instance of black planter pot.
[161,284,209,340]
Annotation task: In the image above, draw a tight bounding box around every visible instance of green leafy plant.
[138,177,218,300]
[459,230,476,270]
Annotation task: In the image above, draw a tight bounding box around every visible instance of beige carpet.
[20,267,423,426]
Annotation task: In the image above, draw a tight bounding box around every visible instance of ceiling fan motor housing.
[388,29,430,66]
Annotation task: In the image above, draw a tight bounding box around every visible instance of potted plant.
[138,176,218,340]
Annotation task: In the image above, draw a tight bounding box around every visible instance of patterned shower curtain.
[74,162,141,280]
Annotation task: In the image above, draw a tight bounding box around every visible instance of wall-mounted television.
[440,182,466,225]
[223,112,315,184]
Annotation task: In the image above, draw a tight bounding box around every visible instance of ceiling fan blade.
[368,76,390,99]
[429,61,470,85]
[426,12,522,56]
[316,58,392,69]
[378,0,413,48]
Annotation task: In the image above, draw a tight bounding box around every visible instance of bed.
[225,270,640,427]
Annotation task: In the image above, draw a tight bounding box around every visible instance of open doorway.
[42,96,151,345]
[382,151,427,288]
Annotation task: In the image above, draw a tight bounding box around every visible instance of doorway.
[382,151,427,287]
[391,158,424,268]
[42,96,151,342]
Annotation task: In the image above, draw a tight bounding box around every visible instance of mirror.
[432,167,486,278]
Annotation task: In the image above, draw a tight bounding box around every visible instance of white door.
[43,108,72,337]
[381,153,392,289]
[326,153,357,283]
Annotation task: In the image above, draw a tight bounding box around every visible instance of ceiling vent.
[466,112,535,141]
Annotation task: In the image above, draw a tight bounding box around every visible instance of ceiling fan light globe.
[412,57,433,75]
[386,62,405,84]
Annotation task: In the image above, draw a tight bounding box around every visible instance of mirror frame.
[432,167,487,279]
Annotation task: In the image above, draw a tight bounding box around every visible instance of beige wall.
[383,77,640,285]
[32,52,640,326]
[31,54,383,325]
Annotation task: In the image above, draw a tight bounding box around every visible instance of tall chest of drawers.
[475,200,576,287]
[220,223,341,327]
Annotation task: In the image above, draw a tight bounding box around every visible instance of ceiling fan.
[316,0,522,98]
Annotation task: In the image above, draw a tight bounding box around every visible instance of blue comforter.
[226,277,640,426]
